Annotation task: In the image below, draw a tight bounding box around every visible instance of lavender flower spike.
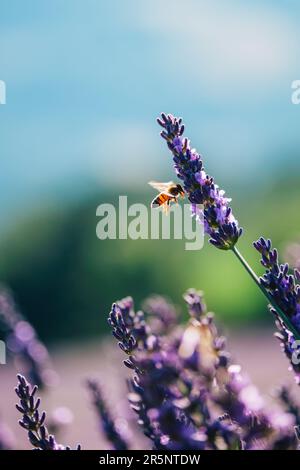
[0,288,57,389]
[109,292,297,449]
[253,237,300,371]
[15,374,81,450]
[87,379,128,450]
[156,115,300,338]
[157,113,242,250]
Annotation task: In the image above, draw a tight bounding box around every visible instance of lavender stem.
[231,245,300,340]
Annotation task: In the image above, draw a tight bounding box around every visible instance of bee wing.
[148,181,174,195]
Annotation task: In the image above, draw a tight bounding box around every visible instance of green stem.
[231,245,300,340]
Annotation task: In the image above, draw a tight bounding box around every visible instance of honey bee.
[148,181,185,212]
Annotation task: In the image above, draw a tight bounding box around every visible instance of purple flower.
[109,296,212,449]
[253,238,300,324]
[107,290,298,450]
[142,295,178,334]
[277,386,300,426]
[253,237,300,379]
[87,379,128,450]
[15,374,81,450]
[272,307,300,385]
[156,114,300,340]
[0,289,57,389]
[157,113,242,250]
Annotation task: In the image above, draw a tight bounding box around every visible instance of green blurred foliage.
[0,178,299,343]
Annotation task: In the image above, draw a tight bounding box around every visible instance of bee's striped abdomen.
[151,193,171,208]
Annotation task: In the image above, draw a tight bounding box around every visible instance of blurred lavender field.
[1,332,298,450]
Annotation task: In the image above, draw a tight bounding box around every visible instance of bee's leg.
[165,200,170,215]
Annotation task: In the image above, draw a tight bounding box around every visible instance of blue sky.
[1,0,300,228]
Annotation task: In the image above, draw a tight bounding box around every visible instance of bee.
[148,181,185,212]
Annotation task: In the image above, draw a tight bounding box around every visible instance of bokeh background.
[1,0,300,449]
